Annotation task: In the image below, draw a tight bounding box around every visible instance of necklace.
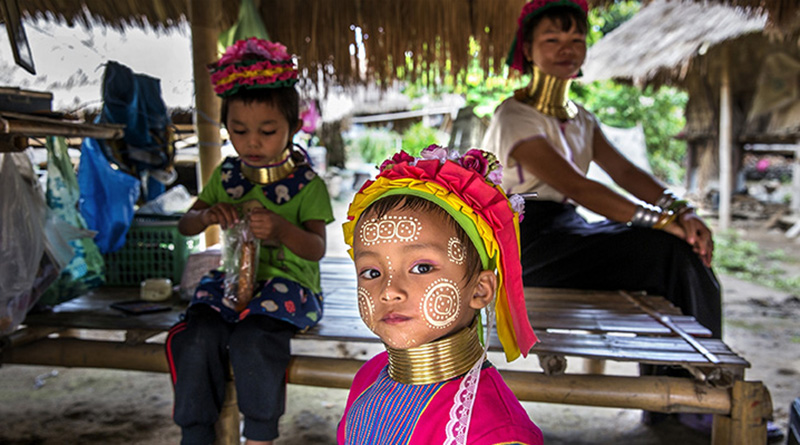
[240,148,296,185]
[385,318,484,385]
[515,65,578,120]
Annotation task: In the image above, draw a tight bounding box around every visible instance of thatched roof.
[18,0,526,88]
[581,0,768,87]
[16,0,797,89]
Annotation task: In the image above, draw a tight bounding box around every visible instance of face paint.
[357,286,375,329]
[384,256,393,301]
[420,278,461,329]
[359,215,421,246]
[447,237,466,265]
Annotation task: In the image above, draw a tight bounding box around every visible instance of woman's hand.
[661,220,687,241]
[676,210,714,267]
[248,208,287,243]
[201,202,239,230]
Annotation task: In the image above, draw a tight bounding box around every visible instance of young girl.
[338,147,543,445]
[166,38,334,445]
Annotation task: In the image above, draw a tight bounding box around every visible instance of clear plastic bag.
[222,220,260,312]
[0,153,47,334]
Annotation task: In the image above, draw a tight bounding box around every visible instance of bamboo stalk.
[0,117,124,140]
[2,340,733,414]
[189,0,222,247]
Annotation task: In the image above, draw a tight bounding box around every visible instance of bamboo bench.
[1,257,772,445]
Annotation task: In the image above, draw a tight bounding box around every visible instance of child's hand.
[202,202,239,230]
[248,208,287,242]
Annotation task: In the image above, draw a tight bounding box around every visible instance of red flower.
[379,151,415,171]
[285,300,296,313]
[459,149,489,177]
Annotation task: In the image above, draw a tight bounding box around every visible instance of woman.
[482,0,720,339]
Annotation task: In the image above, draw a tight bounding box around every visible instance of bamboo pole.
[1,338,169,372]
[189,0,222,247]
[2,340,734,415]
[718,46,733,232]
[0,116,124,140]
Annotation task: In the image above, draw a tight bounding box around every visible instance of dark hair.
[220,87,300,131]
[359,194,484,284]
[521,5,588,74]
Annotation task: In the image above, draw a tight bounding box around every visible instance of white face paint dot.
[420,278,461,329]
[448,237,466,265]
[357,287,375,328]
[358,215,422,246]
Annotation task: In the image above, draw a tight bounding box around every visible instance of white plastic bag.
[0,153,47,333]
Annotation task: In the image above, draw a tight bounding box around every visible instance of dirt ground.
[1,216,799,444]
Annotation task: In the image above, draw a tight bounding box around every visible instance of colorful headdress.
[506,0,589,72]
[342,146,537,361]
[208,37,299,97]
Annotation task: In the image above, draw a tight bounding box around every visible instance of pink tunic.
[338,352,543,445]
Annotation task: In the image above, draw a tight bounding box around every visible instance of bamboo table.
[2,257,772,445]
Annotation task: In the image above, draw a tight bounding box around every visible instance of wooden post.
[189,0,222,247]
[712,380,772,445]
[214,367,240,445]
[718,46,733,232]
[792,145,800,214]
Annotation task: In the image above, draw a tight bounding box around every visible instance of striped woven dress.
[337,352,543,445]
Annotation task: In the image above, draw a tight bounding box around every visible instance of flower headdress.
[208,37,299,97]
[342,145,537,361]
[506,0,589,73]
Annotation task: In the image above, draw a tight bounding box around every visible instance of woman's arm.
[510,136,638,223]
[511,135,687,241]
[592,127,666,204]
[592,127,714,266]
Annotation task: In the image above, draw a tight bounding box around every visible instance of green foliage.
[572,80,689,184]
[586,1,640,45]
[401,122,440,157]
[349,128,401,166]
[715,232,800,293]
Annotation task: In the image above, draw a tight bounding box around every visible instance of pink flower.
[300,101,320,134]
[379,151,415,171]
[420,144,449,163]
[487,165,504,185]
[218,38,293,66]
[509,194,526,221]
[459,149,489,177]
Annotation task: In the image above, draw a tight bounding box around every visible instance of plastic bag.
[78,137,141,254]
[0,153,47,334]
[39,136,105,306]
[222,220,260,312]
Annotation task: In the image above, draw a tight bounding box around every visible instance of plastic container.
[104,215,199,286]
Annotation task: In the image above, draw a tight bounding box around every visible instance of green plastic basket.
[104,215,200,286]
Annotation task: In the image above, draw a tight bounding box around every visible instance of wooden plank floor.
[19,256,748,369]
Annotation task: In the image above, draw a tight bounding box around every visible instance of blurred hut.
[582,0,800,230]
[9,0,799,236]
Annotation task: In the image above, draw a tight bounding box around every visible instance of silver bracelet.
[655,189,679,209]
[629,203,662,228]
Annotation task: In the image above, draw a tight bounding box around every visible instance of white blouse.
[482,97,598,203]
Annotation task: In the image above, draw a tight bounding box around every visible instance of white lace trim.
[444,305,495,445]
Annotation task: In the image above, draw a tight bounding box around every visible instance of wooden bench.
[1,257,772,445]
